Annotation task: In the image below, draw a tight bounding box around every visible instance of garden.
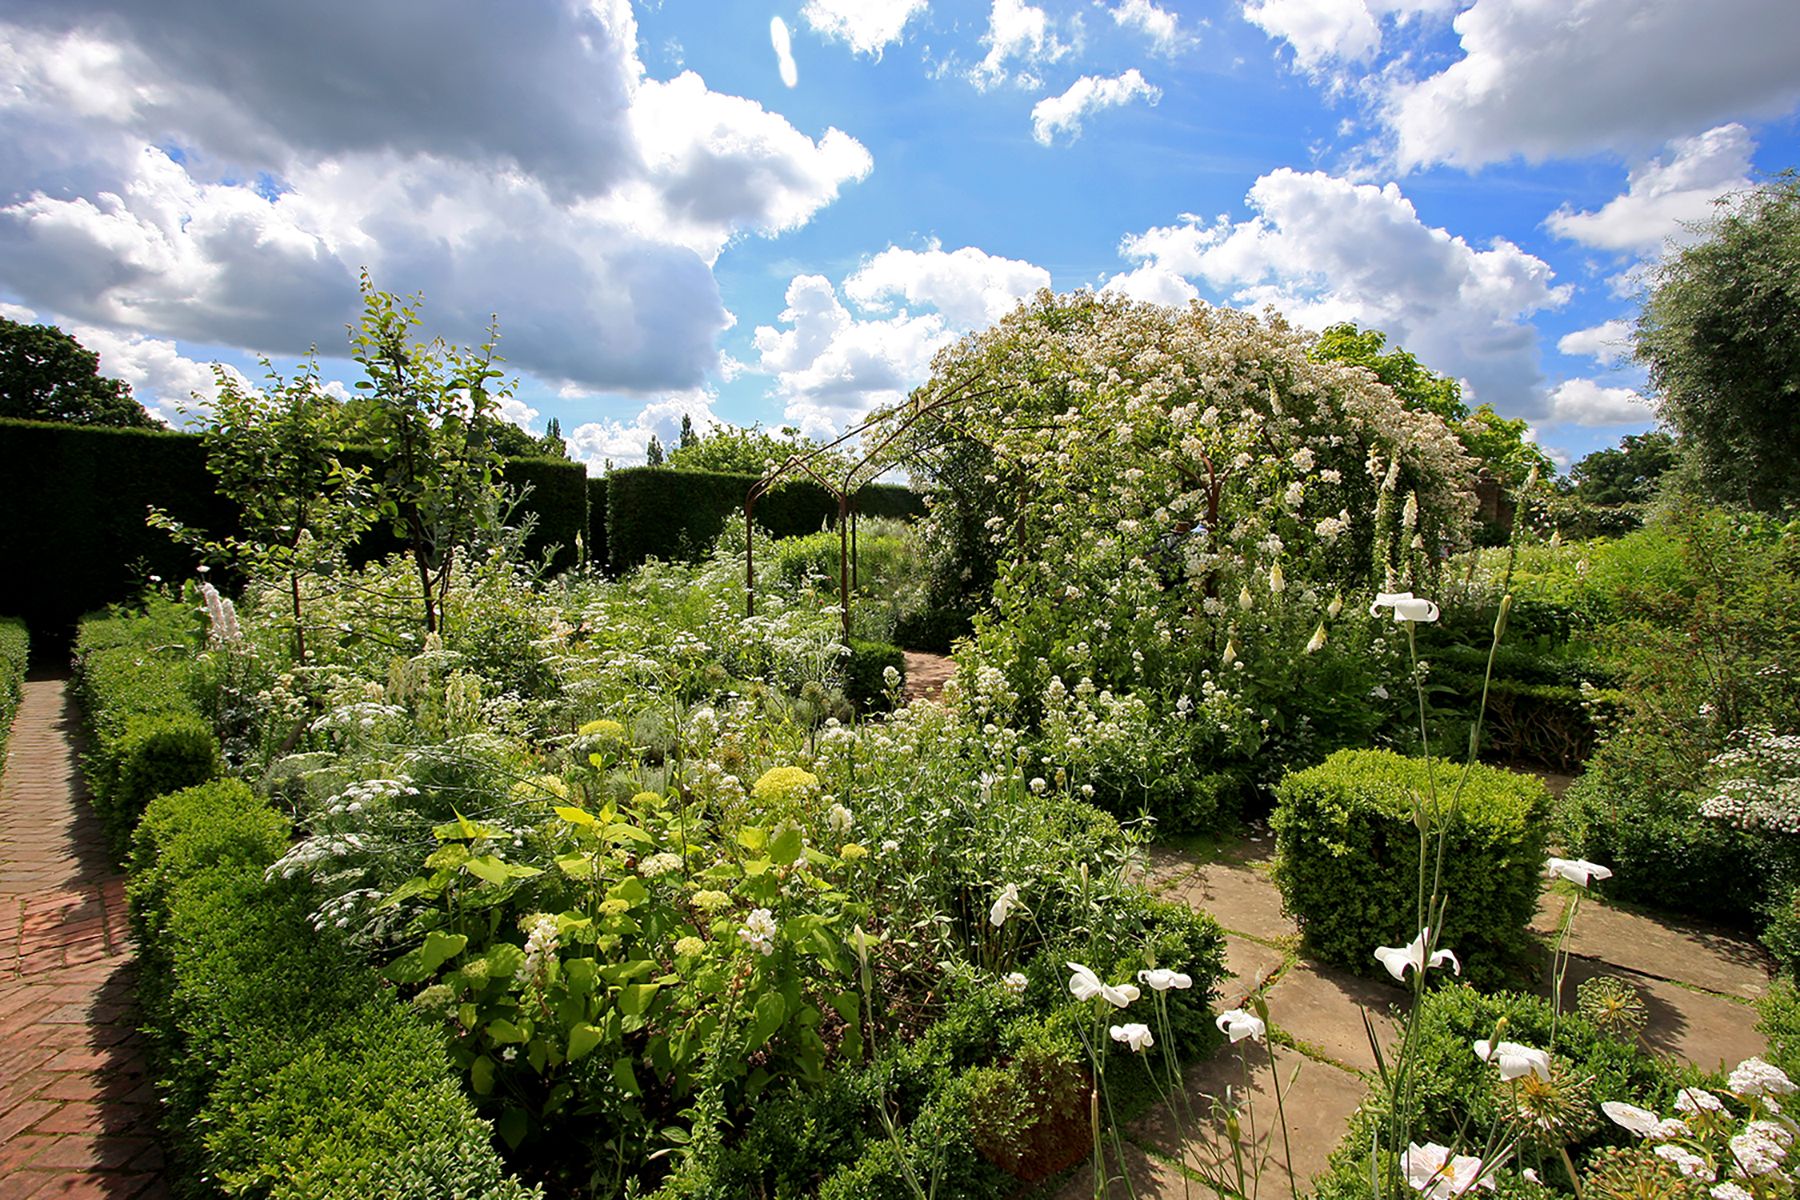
[7,185,1800,1200]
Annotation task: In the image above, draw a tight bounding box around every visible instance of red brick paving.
[1,675,161,1199]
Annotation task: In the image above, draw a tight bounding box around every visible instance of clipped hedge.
[0,418,588,639]
[604,467,925,574]
[1272,749,1551,987]
[129,778,538,1200]
[1312,986,1685,1200]
[72,604,221,855]
[843,639,905,713]
[0,617,25,758]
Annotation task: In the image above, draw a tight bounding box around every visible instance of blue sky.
[2,0,1797,474]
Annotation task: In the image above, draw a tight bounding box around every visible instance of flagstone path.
[901,650,955,705]
[1051,818,1773,1200]
[0,672,165,1200]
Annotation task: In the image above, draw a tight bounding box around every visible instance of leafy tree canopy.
[1311,322,1551,484]
[0,317,160,428]
[664,419,833,477]
[1566,430,1679,506]
[1636,173,1800,512]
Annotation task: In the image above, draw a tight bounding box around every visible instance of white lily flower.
[1601,1101,1662,1136]
[1067,962,1140,1008]
[1473,1039,1552,1081]
[1374,928,1461,981]
[1138,968,1193,991]
[1370,591,1441,623]
[1400,1142,1494,1199]
[1216,1008,1266,1043]
[989,883,1021,928]
[1544,857,1614,887]
[1111,1022,1155,1051]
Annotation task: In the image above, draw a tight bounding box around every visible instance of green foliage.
[127,778,536,1199]
[1636,174,1800,513]
[603,465,923,574]
[498,456,589,573]
[1313,987,1687,1200]
[0,316,159,427]
[665,420,820,477]
[1271,749,1552,987]
[73,601,221,853]
[843,639,905,712]
[1756,977,1800,1080]
[345,276,515,634]
[0,617,25,761]
[1568,431,1679,506]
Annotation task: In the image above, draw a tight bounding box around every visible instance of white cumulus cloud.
[1384,0,1800,172]
[1113,167,1571,418]
[0,2,871,398]
[1557,320,1634,367]
[1546,378,1654,426]
[565,393,723,474]
[1031,70,1161,145]
[754,245,1050,437]
[770,17,799,88]
[970,0,1072,90]
[804,0,929,56]
[1241,0,1456,73]
[1545,124,1756,253]
[1112,0,1194,55]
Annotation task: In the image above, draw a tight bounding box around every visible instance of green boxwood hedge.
[129,778,538,1200]
[72,604,221,855]
[1272,749,1551,988]
[843,639,905,713]
[0,617,26,759]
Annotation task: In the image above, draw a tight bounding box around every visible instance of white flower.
[1400,1142,1494,1199]
[639,852,682,878]
[1602,1101,1662,1136]
[989,883,1022,928]
[1291,447,1316,472]
[1111,1022,1155,1051]
[1067,962,1140,1008]
[1371,685,1390,700]
[1001,971,1028,998]
[1677,1088,1726,1115]
[1730,1057,1797,1097]
[1374,928,1461,981]
[1522,1169,1540,1184]
[880,839,900,854]
[1544,857,1614,887]
[1138,968,1193,991]
[1216,1008,1266,1043]
[1731,1131,1786,1177]
[522,913,559,978]
[1328,593,1344,618]
[1269,563,1286,593]
[1473,1039,1551,1082]
[1370,591,1441,623]
[738,908,778,956]
[1306,624,1327,654]
[1222,638,1238,667]
[827,802,854,835]
[1238,585,1254,611]
[1713,1184,1755,1200]
[1655,1144,1715,1181]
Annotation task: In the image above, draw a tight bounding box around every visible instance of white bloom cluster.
[522,913,559,979]
[312,701,407,735]
[324,776,418,817]
[198,582,244,648]
[639,852,682,878]
[738,908,777,956]
[1701,729,1800,834]
[309,887,382,933]
[266,832,368,880]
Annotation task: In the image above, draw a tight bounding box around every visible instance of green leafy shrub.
[1312,987,1686,1200]
[0,617,26,758]
[843,639,904,712]
[73,601,221,852]
[128,778,537,1199]
[1272,749,1551,987]
[1756,976,1800,1080]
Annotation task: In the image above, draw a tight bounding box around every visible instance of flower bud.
[1494,594,1513,641]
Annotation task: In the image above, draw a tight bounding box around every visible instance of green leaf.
[470,1055,497,1095]
[737,826,767,853]
[485,943,527,977]
[487,1018,527,1044]
[555,852,594,878]
[568,1023,604,1061]
[496,1105,529,1150]
[554,804,597,827]
[746,990,786,1051]
[604,822,656,846]
[613,1057,642,1097]
[769,824,804,866]
[619,982,660,1017]
[420,930,467,973]
[380,946,431,985]
[606,876,650,907]
[829,990,860,1027]
[464,854,510,885]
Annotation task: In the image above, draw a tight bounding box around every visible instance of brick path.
[1,673,164,1200]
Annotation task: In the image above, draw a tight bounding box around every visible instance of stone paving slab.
[1545,954,1765,1073]
[1220,935,1286,1007]
[1533,892,1770,1001]
[1167,862,1297,945]
[1262,960,1401,1076]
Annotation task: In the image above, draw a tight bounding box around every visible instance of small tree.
[0,318,160,428]
[150,357,371,663]
[1566,431,1678,506]
[645,434,665,466]
[1636,174,1800,512]
[345,277,512,635]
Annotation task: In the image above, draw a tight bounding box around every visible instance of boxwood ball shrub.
[1272,748,1551,987]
